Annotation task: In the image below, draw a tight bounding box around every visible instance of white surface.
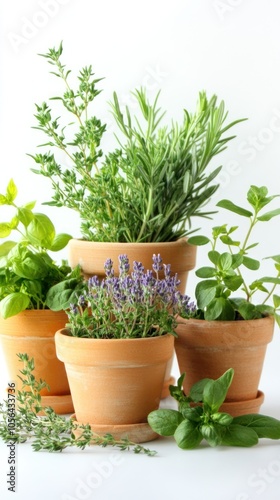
[1,331,280,500]
[1,1,280,499]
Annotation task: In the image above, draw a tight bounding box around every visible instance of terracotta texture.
[0,310,73,413]
[175,316,274,403]
[67,237,197,294]
[55,329,174,425]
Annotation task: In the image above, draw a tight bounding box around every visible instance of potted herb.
[54,253,195,443]
[0,179,83,414]
[29,41,244,292]
[174,185,280,415]
[148,369,280,449]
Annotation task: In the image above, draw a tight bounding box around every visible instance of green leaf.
[0,293,31,319]
[0,223,12,238]
[211,412,233,426]
[231,253,243,269]
[174,419,203,449]
[6,179,17,204]
[0,194,8,205]
[17,207,34,227]
[223,274,243,291]
[204,298,224,320]
[233,414,280,439]
[195,266,216,278]
[237,301,262,320]
[189,378,212,402]
[221,424,259,447]
[46,278,83,310]
[257,208,280,221]
[258,277,280,285]
[208,250,220,265]
[50,233,72,251]
[26,213,55,249]
[216,199,252,217]
[273,294,280,308]
[203,368,234,413]
[220,235,240,246]
[242,256,260,270]
[218,252,232,271]
[200,423,223,447]
[0,241,16,258]
[187,236,210,246]
[195,280,218,309]
[147,409,184,436]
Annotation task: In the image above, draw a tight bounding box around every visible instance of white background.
[1,1,280,499]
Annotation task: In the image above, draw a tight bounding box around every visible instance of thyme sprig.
[0,354,156,456]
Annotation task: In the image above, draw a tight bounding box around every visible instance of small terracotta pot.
[55,329,174,430]
[174,316,274,410]
[0,310,73,414]
[68,237,196,399]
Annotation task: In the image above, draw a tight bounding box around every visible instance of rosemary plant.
[30,42,244,242]
[0,354,156,456]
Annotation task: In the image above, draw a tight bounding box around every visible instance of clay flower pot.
[68,237,196,293]
[0,310,74,414]
[174,315,275,416]
[68,237,196,398]
[55,329,174,442]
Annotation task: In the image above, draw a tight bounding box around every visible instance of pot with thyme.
[29,41,245,290]
[0,179,83,414]
[54,253,195,442]
[174,185,280,415]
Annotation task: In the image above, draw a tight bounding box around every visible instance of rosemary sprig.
[0,354,156,457]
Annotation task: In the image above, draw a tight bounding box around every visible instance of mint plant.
[0,179,83,318]
[29,41,244,242]
[0,354,156,456]
[186,185,280,324]
[148,369,280,449]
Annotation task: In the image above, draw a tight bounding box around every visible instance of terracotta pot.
[174,316,274,411]
[0,310,73,414]
[55,329,174,435]
[67,237,196,294]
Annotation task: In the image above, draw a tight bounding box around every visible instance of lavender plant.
[66,254,196,338]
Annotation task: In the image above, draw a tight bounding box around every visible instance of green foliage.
[0,179,83,318]
[187,185,280,323]
[30,41,244,242]
[0,353,156,456]
[148,369,280,449]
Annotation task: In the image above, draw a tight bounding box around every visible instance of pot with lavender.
[54,253,195,443]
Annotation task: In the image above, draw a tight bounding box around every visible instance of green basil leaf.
[233,414,280,439]
[221,424,259,447]
[200,423,223,447]
[203,368,234,413]
[0,292,30,319]
[211,412,233,426]
[6,179,17,204]
[257,208,280,221]
[0,223,12,238]
[174,419,203,449]
[26,213,55,249]
[148,409,184,436]
[50,233,72,251]
[17,207,34,227]
[189,378,212,402]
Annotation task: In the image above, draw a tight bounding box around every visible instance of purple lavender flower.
[104,258,114,277]
[69,303,79,315]
[152,254,163,273]
[118,254,130,277]
[88,275,100,288]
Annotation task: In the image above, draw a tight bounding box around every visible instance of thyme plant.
[0,354,156,456]
[30,42,244,242]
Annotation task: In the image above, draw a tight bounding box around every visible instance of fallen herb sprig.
[0,354,156,456]
[148,369,280,449]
